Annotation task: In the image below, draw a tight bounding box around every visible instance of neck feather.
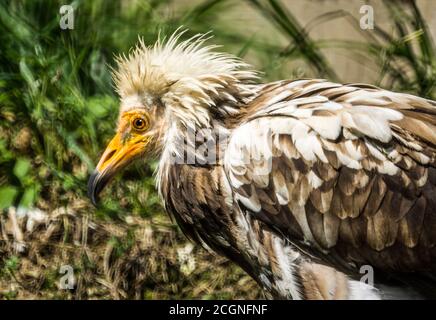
[155,79,257,200]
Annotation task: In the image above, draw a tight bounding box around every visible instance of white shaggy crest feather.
[113,28,257,100]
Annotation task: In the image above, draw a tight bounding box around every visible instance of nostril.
[102,149,116,164]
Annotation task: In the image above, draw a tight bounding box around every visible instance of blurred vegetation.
[0,0,435,299]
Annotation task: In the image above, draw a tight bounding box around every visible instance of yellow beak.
[87,132,146,205]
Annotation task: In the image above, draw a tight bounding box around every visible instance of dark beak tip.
[87,171,101,207]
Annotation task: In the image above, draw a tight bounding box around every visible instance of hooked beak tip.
[87,170,104,206]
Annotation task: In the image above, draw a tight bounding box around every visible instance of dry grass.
[0,201,262,300]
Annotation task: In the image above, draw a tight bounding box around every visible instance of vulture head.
[88,30,257,204]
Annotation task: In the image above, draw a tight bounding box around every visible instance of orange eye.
[132,117,147,131]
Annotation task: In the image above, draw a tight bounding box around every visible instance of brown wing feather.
[226,79,436,273]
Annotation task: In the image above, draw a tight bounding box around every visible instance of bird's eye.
[132,117,147,131]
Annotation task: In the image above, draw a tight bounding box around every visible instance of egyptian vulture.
[88,31,436,300]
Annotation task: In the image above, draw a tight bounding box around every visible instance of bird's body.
[88,31,436,299]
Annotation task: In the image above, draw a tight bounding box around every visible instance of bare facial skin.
[88,110,152,205]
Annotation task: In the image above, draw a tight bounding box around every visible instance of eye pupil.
[133,118,146,130]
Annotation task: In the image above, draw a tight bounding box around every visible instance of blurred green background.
[0,0,435,299]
